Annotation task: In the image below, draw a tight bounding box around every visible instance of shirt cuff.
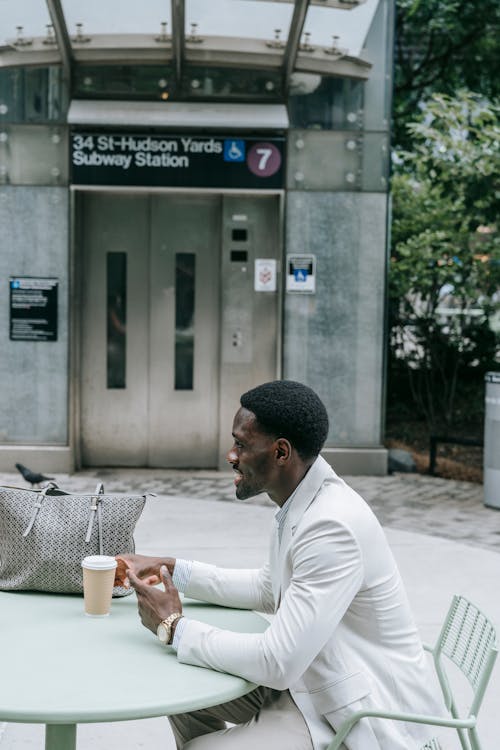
[171,616,189,652]
[172,558,193,592]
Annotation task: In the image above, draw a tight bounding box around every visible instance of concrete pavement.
[1,468,499,749]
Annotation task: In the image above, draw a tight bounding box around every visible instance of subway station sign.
[71,133,285,189]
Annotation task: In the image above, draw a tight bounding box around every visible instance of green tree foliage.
[390,91,500,430]
[394,0,500,149]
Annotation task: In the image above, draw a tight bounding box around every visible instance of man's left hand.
[127,565,183,634]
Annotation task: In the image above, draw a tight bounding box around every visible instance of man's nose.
[227,447,238,465]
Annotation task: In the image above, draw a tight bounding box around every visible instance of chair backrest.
[433,594,498,717]
[421,739,442,750]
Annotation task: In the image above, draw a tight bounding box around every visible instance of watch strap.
[159,611,183,644]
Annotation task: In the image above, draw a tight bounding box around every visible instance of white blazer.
[177,456,445,749]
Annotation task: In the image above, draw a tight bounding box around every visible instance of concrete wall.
[0,186,69,450]
[284,191,387,451]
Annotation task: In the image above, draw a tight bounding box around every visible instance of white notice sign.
[254,259,277,292]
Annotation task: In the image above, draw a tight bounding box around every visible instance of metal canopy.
[0,0,378,95]
[46,0,73,81]
[68,99,289,129]
[283,0,310,91]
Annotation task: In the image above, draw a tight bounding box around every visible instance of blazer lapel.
[273,456,337,607]
[270,524,281,609]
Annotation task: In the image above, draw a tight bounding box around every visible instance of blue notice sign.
[287,254,316,294]
[224,140,245,162]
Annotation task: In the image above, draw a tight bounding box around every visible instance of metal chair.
[421,740,443,750]
[326,595,498,750]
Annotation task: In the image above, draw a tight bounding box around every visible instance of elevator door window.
[175,252,195,390]
[107,252,127,389]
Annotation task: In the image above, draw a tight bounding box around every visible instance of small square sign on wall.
[286,255,316,294]
[254,259,277,292]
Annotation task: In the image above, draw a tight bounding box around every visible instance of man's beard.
[235,481,255,501]
[235,475,262,501]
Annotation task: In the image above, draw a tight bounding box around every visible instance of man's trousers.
[169,687,314,749]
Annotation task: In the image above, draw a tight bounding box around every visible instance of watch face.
[157,623,168,643]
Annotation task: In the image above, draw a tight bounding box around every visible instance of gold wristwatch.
[157,612,183,645]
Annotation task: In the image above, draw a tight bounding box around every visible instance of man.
[116,380,444,749]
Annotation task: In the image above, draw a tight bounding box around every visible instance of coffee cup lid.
[81,555,118,570]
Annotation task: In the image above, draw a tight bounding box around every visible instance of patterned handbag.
[0,482,147,595]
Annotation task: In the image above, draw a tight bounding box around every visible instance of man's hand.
[127,565,183,635]
[114,553,176,588]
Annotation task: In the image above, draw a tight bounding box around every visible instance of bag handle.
[96,483,105,554]
[22,481,109,546]
[22,482,58,538]
[85,483,105,552]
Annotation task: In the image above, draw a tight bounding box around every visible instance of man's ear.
[275,438,292,464]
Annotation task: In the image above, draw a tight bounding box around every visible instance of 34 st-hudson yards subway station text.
[72,135,223,169]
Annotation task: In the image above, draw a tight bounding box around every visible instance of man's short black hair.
[240,380,329,459]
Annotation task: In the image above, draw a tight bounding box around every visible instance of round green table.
[0,590,268,750]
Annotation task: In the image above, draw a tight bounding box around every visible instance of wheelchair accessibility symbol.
[224,140,245,162]
[294,269,308,282]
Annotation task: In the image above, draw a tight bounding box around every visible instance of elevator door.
[79,192,220,466]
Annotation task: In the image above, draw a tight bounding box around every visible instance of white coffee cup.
[81,555,117,617]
